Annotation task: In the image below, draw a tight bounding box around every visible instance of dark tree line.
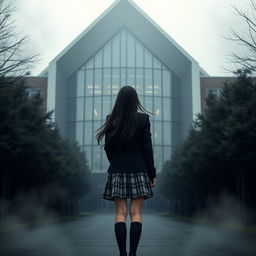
[0,77,91,222]
[159,70,256,223]
[0,0,91,223]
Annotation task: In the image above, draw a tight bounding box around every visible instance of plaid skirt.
[102,171,154,201]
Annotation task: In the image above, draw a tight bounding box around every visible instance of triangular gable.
[40,0,207,77]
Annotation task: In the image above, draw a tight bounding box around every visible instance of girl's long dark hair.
[95,85,155,148]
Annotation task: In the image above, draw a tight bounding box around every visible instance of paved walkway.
[0,211,256,256]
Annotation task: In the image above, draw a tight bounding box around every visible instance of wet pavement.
[0,211,256,256]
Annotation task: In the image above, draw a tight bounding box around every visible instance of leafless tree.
[0,0,39,81]
[222,0,256,74]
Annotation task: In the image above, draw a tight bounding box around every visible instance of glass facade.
[66,28,181,171]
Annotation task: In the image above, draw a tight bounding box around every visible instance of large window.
[67,28,181,171]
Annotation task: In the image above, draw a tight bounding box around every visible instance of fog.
[0,188,255,255]
[14,0,250,76]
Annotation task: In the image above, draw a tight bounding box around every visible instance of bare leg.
[114,197,128,223]
[129,197,144,223]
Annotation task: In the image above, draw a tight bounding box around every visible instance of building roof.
[39,0,208,77]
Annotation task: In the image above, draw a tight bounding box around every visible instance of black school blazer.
[104,112,156,182]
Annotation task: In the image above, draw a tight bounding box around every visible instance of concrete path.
[0,211,256,256]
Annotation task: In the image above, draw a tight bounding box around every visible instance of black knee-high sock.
[114,222,127,255]
[129,222,142,255]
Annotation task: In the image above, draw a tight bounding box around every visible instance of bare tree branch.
[0,0,40,80]
[222,0,256,74]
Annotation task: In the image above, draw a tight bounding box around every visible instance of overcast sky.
[14,0,250,76]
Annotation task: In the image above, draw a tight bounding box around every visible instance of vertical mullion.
[119,30,122,88]
[135,39,137,90]
[82,68,86,150]
[111,35,113,107]
[171,71,174,151]
[143,45,145,106]
[100,48,104,170]
[73,74,76,140]
[161,64,164,169]
[74,72,78,142]
[152,56,154,145]
[91,56,95,171]
[84,69,88,166]
[125,30,128,85]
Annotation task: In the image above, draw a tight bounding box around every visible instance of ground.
[0,210,256,256]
